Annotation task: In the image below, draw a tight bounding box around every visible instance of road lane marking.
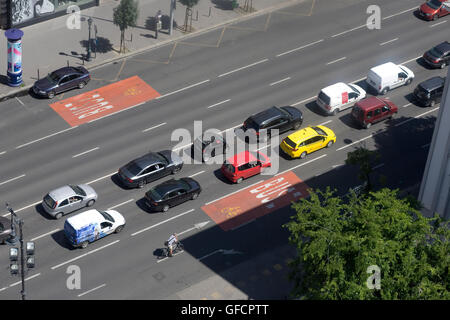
[72,147,99,158]
[78,284,106,297]
[85,171,117,185]
[402,103,412,108]
[231,219,255,231]
[380,38,398,46]
[331,24,366,38]
[30,228,60,241]
[204,180,264,206]
[142,122,167,132]
[218,59,269,78]
[276,39,324,57]
[189,170,205,178]
[318,120,333,126]
[269,77,291,86]
[131,209,195,236]
[430,20,447,28]
[15,126,78,149]
[51,240,120,270]
[156,80,210,99]
[0,151,6,156]
[395,107,439,127]
[277,154,328,176]
[400,55,422,65]
[373,163,385,170]
[88,102,146,124]
[332,164,344,169]
[15,97,24,106]
[336,135,373,151]
[0,174,26,186]
[9,273,41,287]
[108,199,134,210]
[156,250,184,263]
[207,99,231,109]
[220,123,243,133]
[292,96,316,106]
[173,143,193,152]
[0,287,7,292]
[3,200,41,217]
[382,7,417,20]
[326,57,346,65]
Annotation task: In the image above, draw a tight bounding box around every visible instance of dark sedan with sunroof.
[145,178,201,212]
[32,66,90,98]
[118,150,183,188]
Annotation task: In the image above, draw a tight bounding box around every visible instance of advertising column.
[5,29,24,87]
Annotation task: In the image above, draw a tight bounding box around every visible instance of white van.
[366,62,414,95]
[316,82,366,115]
[64,209,126,249]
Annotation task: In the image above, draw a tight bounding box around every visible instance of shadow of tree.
[80,36,114,54]
[211,0,236,10]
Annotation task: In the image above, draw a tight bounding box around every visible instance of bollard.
[37,69,39,80]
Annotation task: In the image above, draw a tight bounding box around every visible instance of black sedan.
[192,132,229,162]
[423,41,450,69]
[145,178,201,212]
[0,216,12,244]
[118,150,183,188]
[32,66,90,98]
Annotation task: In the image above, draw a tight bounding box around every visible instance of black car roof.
[419,76,445,91]
[249,106,283,125]
[133,152,165,168]
[154,179,189,195]
[53,67,83,77]
[434,41,450,54]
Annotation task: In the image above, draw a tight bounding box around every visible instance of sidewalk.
[0,0,302,101]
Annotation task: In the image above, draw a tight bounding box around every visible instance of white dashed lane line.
[72,147,99,158]
[218,59,269,78]
[0,174,26,186]
[142,122,167,133]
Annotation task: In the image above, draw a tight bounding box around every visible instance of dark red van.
[351,97,398,129]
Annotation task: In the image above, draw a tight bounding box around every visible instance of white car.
[366,62,414,95]
[316,82,366,115]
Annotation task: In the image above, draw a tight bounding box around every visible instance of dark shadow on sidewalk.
[80,36,114,54]
[211,0,236,10]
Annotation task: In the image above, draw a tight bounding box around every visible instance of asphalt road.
[0,0,447,299]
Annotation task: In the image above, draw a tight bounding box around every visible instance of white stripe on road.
[204,180,264,206]
[15,126,78,149]
[15,96,25,106]
[156,80,211,99]
[400,55,422,65]
[430,20,447,28]
[85,171,116,185]
[72,147,99,158]
[207,99,231,109]
[88,102,146,124]
[218,59,269,78]
[291,96,316,106]
[173,143,193,152]
[331,24,366,38]
[51,240,120,270]
[395,107,439,127]
[220,123,244,133]
[30,228,60,241]
[78,284,106,297]
[3,200,41,217]
[156,250,184,263]
[9,273,41,287]
[380,38,398,46]
[382,7,417,20]
[142,122,167,133]
[277,154,328,176]
[131,209,195,237]
[276,39,324,57]
[269,77,291,86]
[336,135,373,151]
[402,103,412,108]
[326,57,346,65]
[0,174,26,186]
[318,120,333,126]
[108,199,134,210]
[0,151,6,156]
[189,170,205,178]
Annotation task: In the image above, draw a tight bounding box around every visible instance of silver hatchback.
[42,184,98,219]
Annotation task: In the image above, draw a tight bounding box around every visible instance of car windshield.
[429,47,444,58]
[70,185,86,196]
[223,162,235,173]
[47,72,61,83]
[127,161,143,176]
[284,137,297,149]
[347,84,360,94]
[99,211,115,223]
[43,194,56,209]
[312,126,327,136]
[427,0,442,9]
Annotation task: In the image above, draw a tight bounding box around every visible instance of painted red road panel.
[202,171,310,231]
[50,76,160,126]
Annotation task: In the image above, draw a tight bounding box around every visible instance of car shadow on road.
[110,173,131,191]
[416,57,435,70]
[338,112,361,130]
[304,100,325,117]
[51,230,76,251]
[35,203,55,220]
[136,198,158,214]
[213,168,234,184]
[211,0,236,10]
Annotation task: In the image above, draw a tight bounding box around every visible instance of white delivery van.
[316,82,366,115]
[366,62,414,95]
[64,209,126,249]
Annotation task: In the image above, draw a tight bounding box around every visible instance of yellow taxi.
[280,125,336,159]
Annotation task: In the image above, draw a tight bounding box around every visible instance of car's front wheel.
[78,81,86,89]
[80,241,89,249]
[327,140,334,148]
[48,91,55,99]
[86,199,95,207]
[115,225,124,233]
[236,177,244,184]
[191,192,199,200]
[299,151,307,159]
[55,212,63,219]
[162,205,169,212]
[440,62,447,69]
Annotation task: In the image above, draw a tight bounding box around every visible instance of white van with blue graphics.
[64,209,126,249]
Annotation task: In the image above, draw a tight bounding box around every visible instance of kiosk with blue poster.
[5,29,24,87]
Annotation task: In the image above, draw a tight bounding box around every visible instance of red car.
[221,151,271,184]
[419,0,450,20]
[351,97,398,129]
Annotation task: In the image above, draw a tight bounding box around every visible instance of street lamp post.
[6,203,35,300]
[87,17,93,61]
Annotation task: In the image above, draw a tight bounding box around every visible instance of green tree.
[284,187,450,300]
[179,0,200,32]
[113,0,139,53]
[345,146,380,191]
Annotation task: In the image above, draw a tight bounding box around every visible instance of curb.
[0,0,302,102]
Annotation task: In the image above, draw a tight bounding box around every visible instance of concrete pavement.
[0,0,304,101]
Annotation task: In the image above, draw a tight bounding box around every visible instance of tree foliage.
[284,187,449,300]
[113,0,139,53]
